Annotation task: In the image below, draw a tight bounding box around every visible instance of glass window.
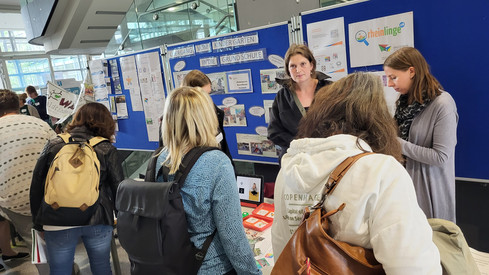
[11,30,26,38]
[22,73,51,88]
[9,76,21,89]
[0,39,13,52]
[54,70,82,81]
[15,39,44,51]
[6,60,18,74]
[51,55,81,70]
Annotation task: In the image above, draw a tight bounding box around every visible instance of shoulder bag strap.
[312,152,374,209]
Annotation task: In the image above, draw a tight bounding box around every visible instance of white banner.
[348,12,414,67]
[46,81,78,119]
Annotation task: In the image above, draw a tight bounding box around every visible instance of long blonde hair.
[161,86,219,173]
[297,72,403,162]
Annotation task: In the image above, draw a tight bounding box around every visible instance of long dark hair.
[384,47,442,104]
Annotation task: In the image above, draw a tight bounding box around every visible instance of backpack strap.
[145,147,165,182]
[58,133,107,147]
[196,229,217,262]
[58,133,71,144]
[88,136,108,147]
[175,147,219,187]
[312,152,374,209]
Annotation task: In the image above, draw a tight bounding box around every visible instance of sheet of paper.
[120,55,143,111]
[307,17,348,81]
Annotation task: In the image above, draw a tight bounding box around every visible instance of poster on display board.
[135,51,166,142]
[90,47,167,150]
[348,11,414,67]
[165,22,291,164]
[306,17,348,81]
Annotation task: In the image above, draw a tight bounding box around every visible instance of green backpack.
[42,133,107,225]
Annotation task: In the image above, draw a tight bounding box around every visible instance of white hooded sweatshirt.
[272,134,441,275]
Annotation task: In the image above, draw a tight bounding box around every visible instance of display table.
[242,198,274,274]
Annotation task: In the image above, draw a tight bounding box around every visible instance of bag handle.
[312,152,373,209]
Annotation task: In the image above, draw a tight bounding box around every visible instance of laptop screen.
[236,174,264,206]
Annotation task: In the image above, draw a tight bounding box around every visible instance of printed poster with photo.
[348,12,414,67]
[236,133,277,158]
[260,69,286,93]
[220,104,247,126]
[208,72,228,95]
[307,17,348,81]
[172,70,190,90]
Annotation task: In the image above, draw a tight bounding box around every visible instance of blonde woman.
[156,87,260,275]
[182,70,232,162]
[272,72,441,274]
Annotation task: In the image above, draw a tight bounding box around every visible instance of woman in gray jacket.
[384,47,458,222]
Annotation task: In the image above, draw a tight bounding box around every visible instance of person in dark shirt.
[25,85,50,123]
[18,93,40,118]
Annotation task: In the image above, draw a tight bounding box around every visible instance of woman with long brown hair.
[384,47,458,222]
[272,72,441,273]
[267,44,332,163]
[31,102,123,275]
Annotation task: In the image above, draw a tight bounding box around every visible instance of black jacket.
[30,126,124,230]
[267,72,332,159]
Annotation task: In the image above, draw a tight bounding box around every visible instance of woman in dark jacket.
[267,44,332,163]
[30,102,123,275]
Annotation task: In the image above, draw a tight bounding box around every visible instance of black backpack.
[115,146,218,274]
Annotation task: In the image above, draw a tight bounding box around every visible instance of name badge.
[216,132,223,143]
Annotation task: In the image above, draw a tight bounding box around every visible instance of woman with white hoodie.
[272,72,442,274]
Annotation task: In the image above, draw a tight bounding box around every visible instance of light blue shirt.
[157,149,261,275]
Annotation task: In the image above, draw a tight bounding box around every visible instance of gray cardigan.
[398,91,458,222]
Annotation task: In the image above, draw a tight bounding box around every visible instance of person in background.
[25,85,50,124]
[0,218,29,267]
[156,87,260,275]
[272,72,441,274]
[384,47,458,222]
[0,89,54,274]
[181,70,233,163]
[18,93,40,118]
[267,43,332,163]
[30,102,123,275]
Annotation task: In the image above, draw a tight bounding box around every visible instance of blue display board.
[166,22,290,164]
[301,0,489,180]
[107,47,165,151]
